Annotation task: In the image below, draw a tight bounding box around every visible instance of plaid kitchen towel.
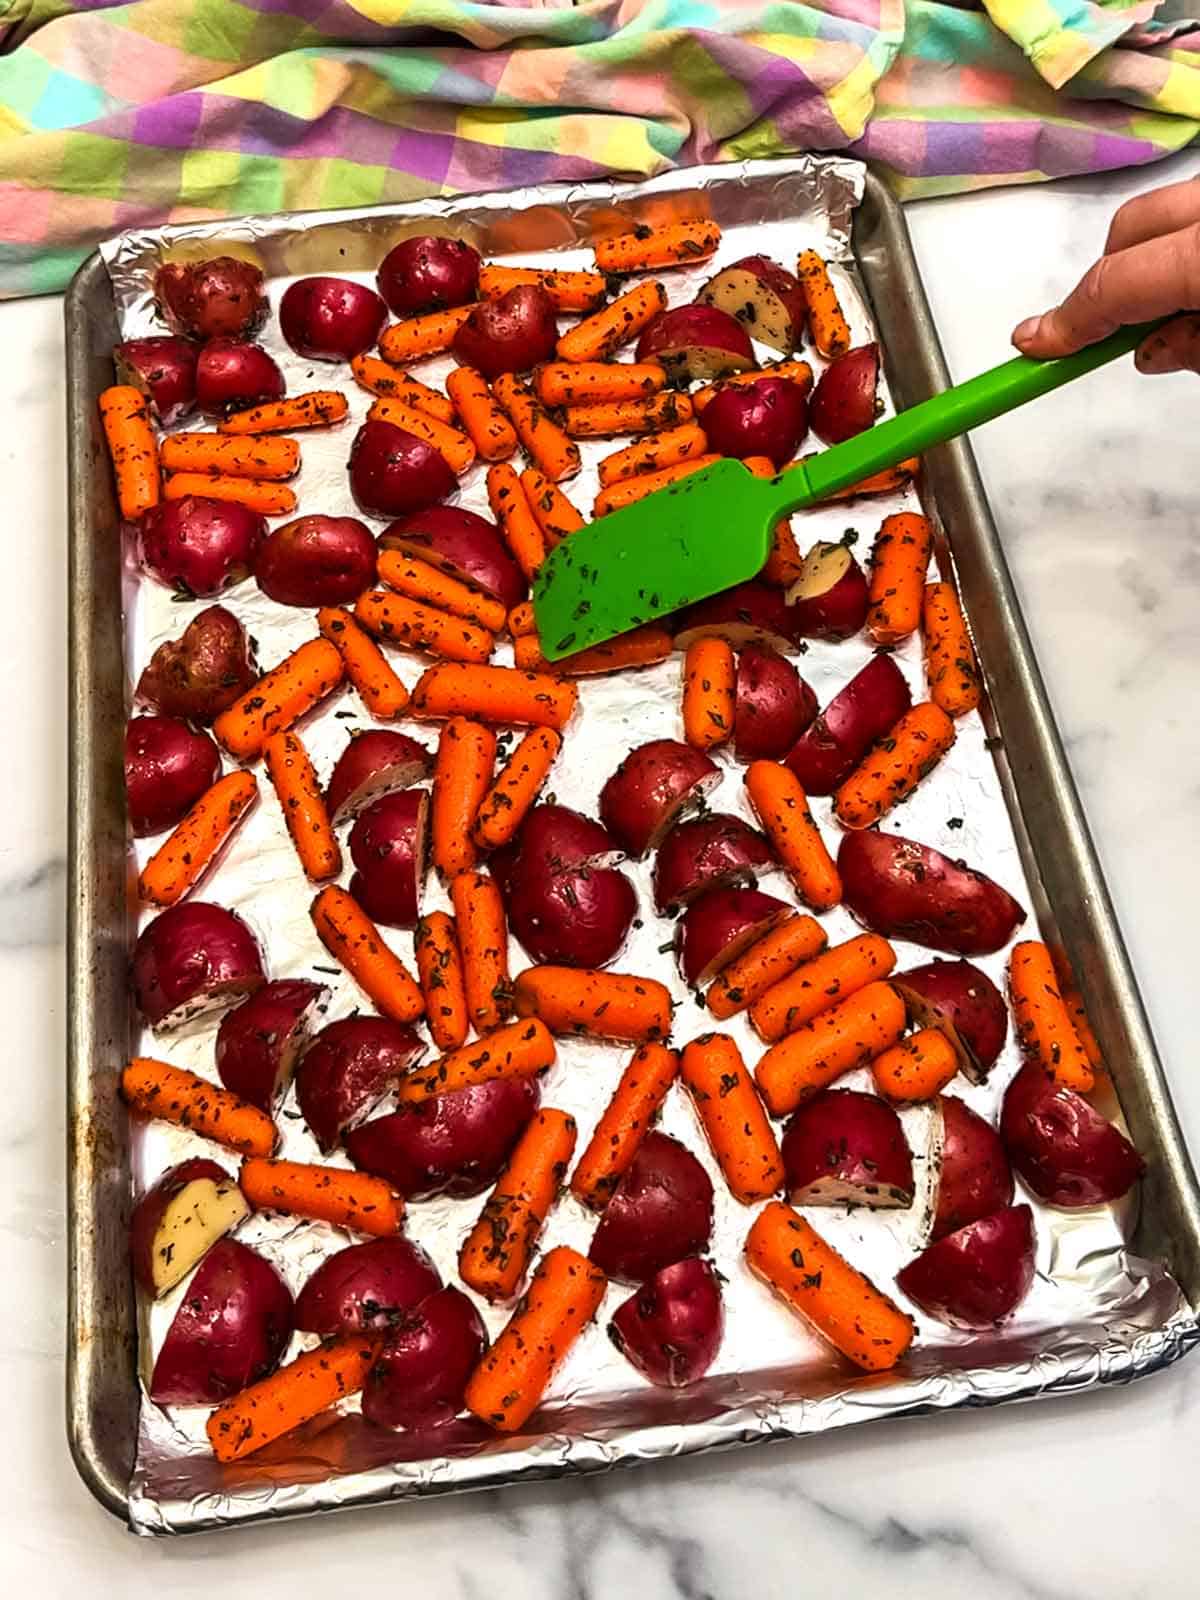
[0,0,1198,297]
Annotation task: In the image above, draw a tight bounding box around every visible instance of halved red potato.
[674,579,799,653]
[348,420,455,521]
[255,515,377,608]
[893,960,1008,1080]
[897,1205,1036,1330]
[508,855,637,969]
[348,788,429,930]
[452,284,558,378]
[677,885,792,988]
[509,802,621,873]
[787,542,869,641]
[294,1237,441,1336]
[296,1015,425,1153]
[932,1095,1013,1241]
[215,978,326,1112]
[1000,1063,1144,1207]
[809,343,880,444]
[280,275,388,360]
[135,605,258,725]
[325,729,432,824]
[589,1132,715,1285]
[635,304,756,382]
[699,255,807,353]
[734,644,817,761]
[195,339,284,417]
[114,336,198,424]
[599,738,719,857]
[699,378,808,467]
[784,652,911,795]
[155,257,268,342]
[381,505,526,610]
[140,495,265,598]
[129,1157,249,1297]
[781,1089,914,1208]
[609,1257,724,1388]
[839,831,1026,957]
[125,715,220,837]
[653,813,774,912]
[132,901,266,1029]
[377,236,481,316]
[362,1286,487,1431]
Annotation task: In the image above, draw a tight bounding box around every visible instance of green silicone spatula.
[532,320,1158,660]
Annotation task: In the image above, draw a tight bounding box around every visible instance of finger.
[1135,313,1200,374]
[1105,178,1200,255]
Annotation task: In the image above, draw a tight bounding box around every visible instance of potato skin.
[255,515,377,607]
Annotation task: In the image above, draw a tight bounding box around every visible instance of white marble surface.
[4,150,1199,1589]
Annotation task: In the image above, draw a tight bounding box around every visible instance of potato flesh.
[702,269,796,354]
[150,1179,249,1295]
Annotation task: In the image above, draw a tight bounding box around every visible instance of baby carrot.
[514,966,673,1043]
[922,581,981,718]
[1008,940,1096,1093]
[409,663,578,730]
[397,1017,555,1104]
[762,519,804,587]
[594,220,721,273]
[414,911,469,1052]
[163,472,297,517]
[431,718,495,879]
[751,933,897,1044]
[377,543,506,633]
[367,396,475,475]
[556,280,667,364]
[350,354,456,422]
[744,761,841,911]
[138,770,258,906]
[159,433,299,481]
[473,728,561,850]
[492,374,582,483]
[1060,981,1104,1073]
[354,589,495,665]
[561,392,694,439]
[263,730,341,882]
[317,606,409,719]
[450,869,510,1031]
[310,884,424,1024]
[754,981,907,1116]
[218,392,348,434]
[479,265,609,312]
[681,1033,783,1204]
[535,361,666,408]
[512,625,673,677]
[745,1202,914,1372]
[795,250,852,358]
[379,305,474,364]
[99,385,159,519]
[742,456,776,479]
[121,1058,276,1157]
[459,1108,577,1301]
[213,638,344,761]
[240,1157,403,1236]
[507,601,537,638]
[520,467,585,548]
[707,914,828,1021]
[692,361,813,412]
[833,702,956,830]
[814,456,919,502]
[487,463,546,579]
[598,422,709,486]
[207,1334,377,1463]
[465,1246,607,1433]
[592,455,721,516]
[570,1042,679,1210]
[445,366,518,462]
[682,637,735,751]
[871,1027,959,1103]
[866,512,934,645]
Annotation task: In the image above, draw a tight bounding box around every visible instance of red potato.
[699,255,807,353]
[507,802,620,873]
[294,1237,441,1335]
[599,739,719,857]
[673,579,799,653]
[280,275,388,360]
[325,729,432,824]
[933,1095,1013,1242]
[787,542,869,641]
[129,1157,249,1297]
[215,978,325,1113]
[125,715,220,836]
[635,303,755,383]
[451,284,558,378]
[377,236,481,316]
[132,901,265,1029]
[609,1257,724,1388]
[894,960,1008,1080]
[678,885,792,989]
[809,343,880,444]
[346,1076,541,1199]
[700,378,809,467]
[195,338,285,417]
[362,1286,487,1431]
[1000,1062,1144,1207]
[382,505,526,609]
[781,1089,914,1208]
[255,515,377,607]
[508,853,637,968]
[155,256,267,342]
[348,788,429,930]
[784,652,911,795]
[296,1015,425,1153]
[140,495,265,597]
[113,336,198,424]
[135,605,258,724]
[897,1205,1036,1330]
[653,813,773,912]
[348,420,456,520]
[734,645,817,761]
[589,1131,714,1285]
[839,831,1026,957]
[149,1239,293,1406]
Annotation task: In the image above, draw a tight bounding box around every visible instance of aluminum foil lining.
[101,156,1198,1538]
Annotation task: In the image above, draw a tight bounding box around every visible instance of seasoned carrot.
[459,1108,577,1300]
[218,392,347,434]
[163,472,297,516]
[479,264,609,313]
[535,361,666,409]
[263,730,341,882]
[707,914,828,1021]
[1062,986,1104,1074]
[594,221,721,273]
[414,912,469,1052]
[99,385,159,519]
[598,422,709,486]
[121,1058,276,1158]
[350,354,456,421]
[592,455,721,516]
[692,361,814,411]
[750,933,897,1044]
[487,463,546,579]
[213,638,344,761]
[160,432,299,482]
[866,512,933,645]
[744,761,841,910]
[379,305,474,364]
[795,250,852,358]
[465,1246,607,1432]
[513,625,673,678]
[570,1042,679,1210]
[492,374,581,483]
[514,966,673,1043]
[240,1157,403,1236]
[833,702,956,830]
[556,280,667,364]
[871,1027,959,1103]
[377,547,506,634]
[814,456,919,502]
[922,581,981,718]
[473,728,561,850]
[520,467,585,548]
[138,771,258,906]
[754,980,907,1116]
[397,1017,555,1104]
[410,663,578,730]
[317,606,409,719]
[366,397,475,475]
[745,1202,914,1373]
[310,884,424,1024]
[741,455,777,479]
[507,601,538,638]
[207,1334,377,1463]
[1008,940,1096,1093]
[562,392,694,439]
[431,718,494,879]
[680,1034,783,1204]
[682,637,735,752]
[445,366,518,462]
[762,519,803,587]
[450,869,510,1031]
[354,589,494,665]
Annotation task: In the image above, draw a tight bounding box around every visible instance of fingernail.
[1013,316,1042,347]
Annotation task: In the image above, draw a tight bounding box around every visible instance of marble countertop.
[6,151,1198,1592]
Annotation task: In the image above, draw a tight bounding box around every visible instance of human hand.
[1012,176,1200,374]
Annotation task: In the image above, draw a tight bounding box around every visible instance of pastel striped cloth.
[0,0,1198,297]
